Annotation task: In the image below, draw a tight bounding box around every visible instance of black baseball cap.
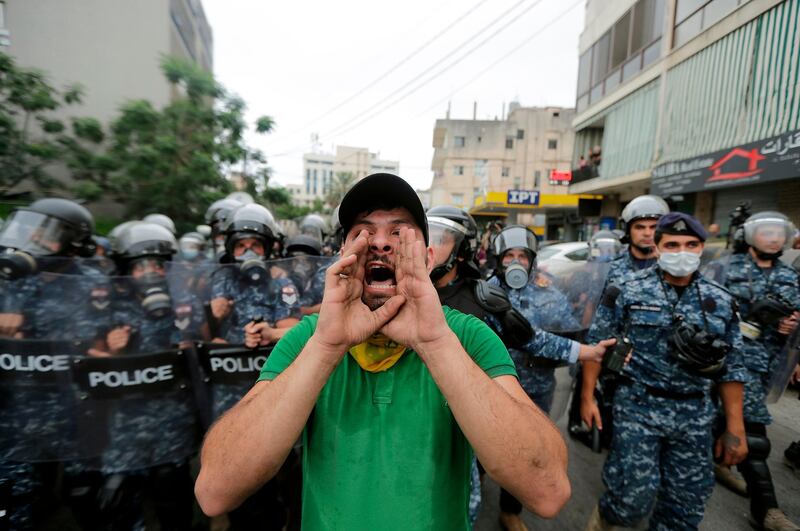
[338,173,429,244]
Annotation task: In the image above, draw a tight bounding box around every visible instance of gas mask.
[237,249,267,283]
[0,248,38,280]
[657,251,700,277]
[135,272,172,319]
[503,260,530,290]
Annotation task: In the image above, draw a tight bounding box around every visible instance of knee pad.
[746,433,772,461]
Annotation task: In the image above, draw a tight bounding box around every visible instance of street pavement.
[475,388,800,530]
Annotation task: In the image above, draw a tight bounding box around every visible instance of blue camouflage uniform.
[721,253,800,424]
[605,248,657,286]
[587,267,747,530]
[100,281,205,473]
[208,264,301,418]
[0,263,109,531]
[299,261,332,309]
[488,274,580,413]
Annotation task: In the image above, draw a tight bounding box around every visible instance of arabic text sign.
[507,190,540,205]
[651,129,800,195]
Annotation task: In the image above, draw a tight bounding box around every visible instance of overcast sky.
[202,0,585,191]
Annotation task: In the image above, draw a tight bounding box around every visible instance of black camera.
[744,296,794,329]
[670,317,729,378]
[602,335,633,374]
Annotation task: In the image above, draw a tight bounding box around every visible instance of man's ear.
[425,246,435,274]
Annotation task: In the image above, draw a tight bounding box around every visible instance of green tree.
[325,171,356,208]
[77,56,274,232]
[0,52,105,196]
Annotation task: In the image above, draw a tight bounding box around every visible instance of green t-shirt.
[258,306,517,531]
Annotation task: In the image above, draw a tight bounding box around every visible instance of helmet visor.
[492,226,538,257]
[0,211,68,255]
[744,216,795,251]
[428,217,466,267]
[590,238,622,258]
[299,225,323,242]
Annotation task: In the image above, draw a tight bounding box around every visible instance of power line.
[265,0,491,146]
[416,0,583,118]
[269,0,541,157]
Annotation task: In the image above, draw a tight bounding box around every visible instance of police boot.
[585,505,616,531]
[761,509,800,531]
[499,511,529,531]
[714,463,748,496]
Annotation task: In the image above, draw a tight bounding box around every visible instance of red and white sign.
[549,170,573,182]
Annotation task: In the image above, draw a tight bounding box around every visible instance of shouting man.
[195,173,571,530]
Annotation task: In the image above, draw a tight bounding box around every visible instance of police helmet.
[226,191,255,205]
[0,198,95,257]
[299,214,329,242]
[112,222,177,261]
[743,211,796,252]
[285,234,322,256]
[589,230,623,260]
[223,204,278,257]
[620,195,669,231]
[427,205,478,258]
[492,225,538,289]
[205,198,243,227]
[142,213,177,235]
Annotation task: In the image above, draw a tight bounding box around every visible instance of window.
[576,0,665,108]
[313,169,318,195]
[513,177,522,188]
[454,165,464,176]
[552,111,560,117]
[548,139,558,150]
[534,170,541,187]
[477,136,482,143]
[305,170,311,195]
[505,137,514,149]
[502,167,510,177]
[673,0,738,48]
[452,193,464,205]
[517,129,525,140]
[453,136,466,147]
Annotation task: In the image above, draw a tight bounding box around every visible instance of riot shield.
[0,267,111,463]
[71,348,200,471]
[0,337,105,463]
[701,249,734,284]
[195,342,272,419]
[530,260,612,422]
[534,260,612,336]
[203,257,321,343]
[766,325,800,404]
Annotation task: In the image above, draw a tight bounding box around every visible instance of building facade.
[298,146,399,207]
[2,0,213,215]
[570,0,800,231]
[429,105,598,239]
[4,0,212,125]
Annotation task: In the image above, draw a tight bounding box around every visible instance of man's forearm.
[196,335,340,516]
[581,360,602,401]
[416,332,569,518]
[718,381,745,431]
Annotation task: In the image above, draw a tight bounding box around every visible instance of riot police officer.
[0,198,104,530]
[178,231,208,262]
[582,212,748,531]
[209,203,300,372]
[606,194,670,285]
[426,207,533,526]
[714,211,800,530]
[207,203,300,529]
[486,225,615,531]
[205,197,244,257]
[81,221,202,531]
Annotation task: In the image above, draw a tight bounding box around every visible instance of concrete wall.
[6,0,172,124]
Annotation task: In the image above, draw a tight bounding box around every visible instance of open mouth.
[365,261,396,292]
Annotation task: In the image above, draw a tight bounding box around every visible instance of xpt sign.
[507,190,540,205]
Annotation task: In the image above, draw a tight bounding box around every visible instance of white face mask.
[658,251,701,277]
